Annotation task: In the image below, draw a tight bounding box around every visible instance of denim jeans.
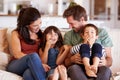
[7,53,46,80]
[47,48,59,69]
[68,64,111,80]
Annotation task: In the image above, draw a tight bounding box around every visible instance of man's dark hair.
[63,5,87,21]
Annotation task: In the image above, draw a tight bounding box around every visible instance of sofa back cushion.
[0,52,10,70]
[0,28,9,53]
[0,28,11,70]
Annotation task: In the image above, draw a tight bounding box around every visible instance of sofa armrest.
[0,70,23,80]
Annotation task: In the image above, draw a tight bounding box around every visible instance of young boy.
[71,24,104,77]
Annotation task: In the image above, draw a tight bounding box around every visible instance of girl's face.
[82,26,98,41]
[29,18,42,33]
[46,30,58,44]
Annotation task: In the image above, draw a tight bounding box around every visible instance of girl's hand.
[42,64,51,72]
[45,39,52,49]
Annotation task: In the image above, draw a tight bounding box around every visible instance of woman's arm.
[11,31,26,59]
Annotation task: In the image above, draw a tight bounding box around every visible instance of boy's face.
[82,26,98,42]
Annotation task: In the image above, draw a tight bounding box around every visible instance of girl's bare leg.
[58,65,67,80]
[52,67,59,80]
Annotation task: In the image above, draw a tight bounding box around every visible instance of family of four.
[6,3,113,80]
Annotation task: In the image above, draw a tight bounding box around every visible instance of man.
[63,5,113,80]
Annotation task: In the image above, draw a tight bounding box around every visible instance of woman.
[7,7,50,80]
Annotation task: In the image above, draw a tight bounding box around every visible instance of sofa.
[0,27,23,80]
[0,27,120,80]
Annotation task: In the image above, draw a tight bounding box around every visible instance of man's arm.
[98,28,113,67]
[64,45,82,67]
[105,47,112,67]
[99,47,112,67]
[64,51,74,67]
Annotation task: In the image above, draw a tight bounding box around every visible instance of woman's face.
[29,18,42,33]
[46,30,58,44]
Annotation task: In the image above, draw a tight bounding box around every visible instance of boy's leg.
[92,43,102,58]
[91,43,102,73]
[79,44,91,67]
[80,44,96,77]
[80,44,90,58]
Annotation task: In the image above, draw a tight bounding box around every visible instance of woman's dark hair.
[15,7,42,44]
[81,23,99,35]
[40,26,63,51]
[63,5,87,21]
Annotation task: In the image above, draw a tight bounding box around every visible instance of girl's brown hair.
[40,26,63,51]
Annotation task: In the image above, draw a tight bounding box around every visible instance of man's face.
[66,16,84,32]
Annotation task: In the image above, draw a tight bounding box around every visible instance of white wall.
[1,0,120,29]
[0,16,69,29]
[0,16,17,28]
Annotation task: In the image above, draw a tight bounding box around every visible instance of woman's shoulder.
[12,30,18,34]
[12,30,20,38]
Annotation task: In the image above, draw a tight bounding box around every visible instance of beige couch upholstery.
[0,27,120,80]
[0,28,23,80]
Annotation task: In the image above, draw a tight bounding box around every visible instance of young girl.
[39,26,68,80]
[71,24,104,77]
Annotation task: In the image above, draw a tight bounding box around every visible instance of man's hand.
[99,47,112,67]
[70,53,82,64]
[99,57,106,66]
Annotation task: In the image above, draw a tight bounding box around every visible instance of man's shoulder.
[98,28,106,32]
[65,29,74,34]
[98,28,107,34]
[64,29,74,36]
